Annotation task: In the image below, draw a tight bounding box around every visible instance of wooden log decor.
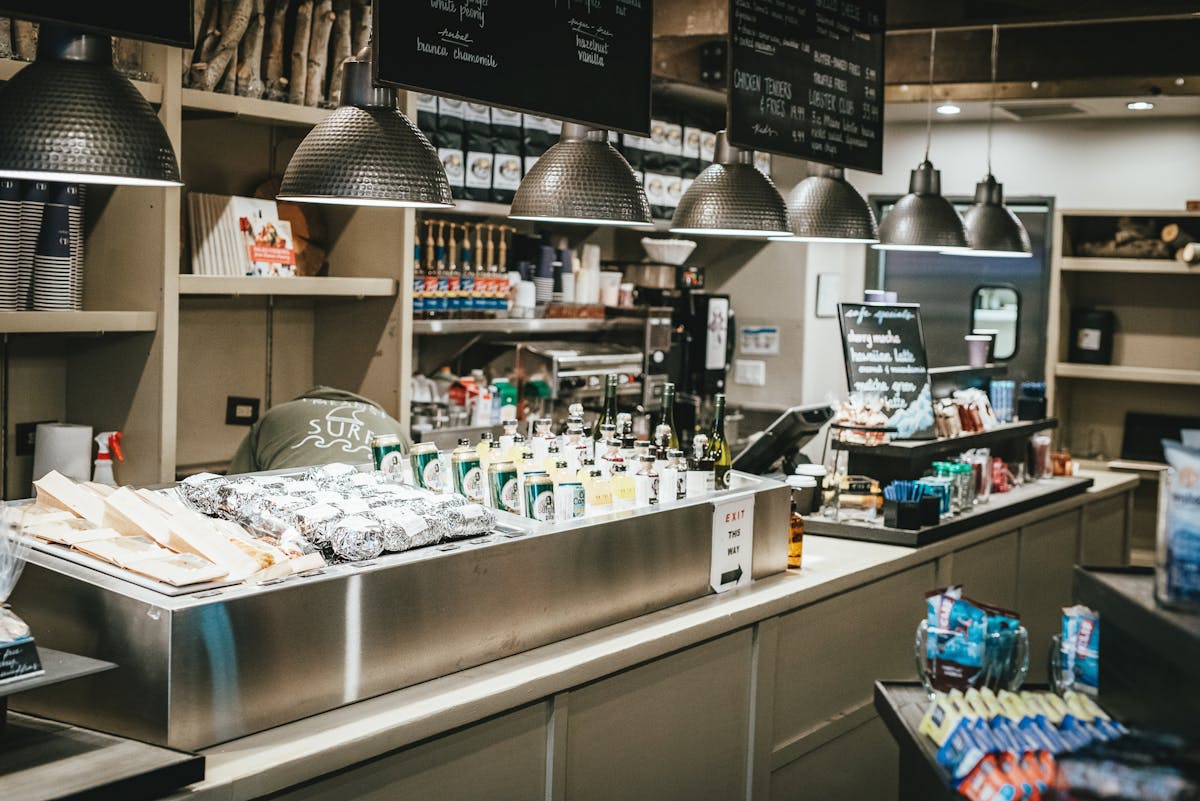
[13,19,36,61]
[0,18,12,60]
[289,0,314,105]
[264,0,293,100]
[351,0,371,56]
[183,0,208,74]
[237,0,266,97]
[329,0,352,105]
[1161,223,1196,254]
[305,0,335,106]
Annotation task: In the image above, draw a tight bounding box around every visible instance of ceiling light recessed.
[936,104,961,115]
[1126,100,1154,111]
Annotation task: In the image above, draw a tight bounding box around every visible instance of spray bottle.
[92,431,124,486]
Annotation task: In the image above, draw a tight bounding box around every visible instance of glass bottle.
[476,431,494,472]
[635,454,659,507]
[661,448,687,502]
[577,457,596,486]
[543,441,562,476]
[498,418,518,454]
[687,433,714,496]
[619,419,637,463]
[591,374,619,442]
[658,382,680,451]
[610,461,636,509]
[531,417,552,463]
[598,437,621,479]
[708,393,733,490]
[585,468,612,516]
[787,481,805,569]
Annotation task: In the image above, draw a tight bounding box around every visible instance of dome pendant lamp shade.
[509,123,651,227]
[0,26,180,186]
[962,175,1031,257]
[873,160,968,251]
[278,61,452,208]
[670,131,790,238]
[773,165,878,243]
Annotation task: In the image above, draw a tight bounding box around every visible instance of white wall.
[848,116,1200,210]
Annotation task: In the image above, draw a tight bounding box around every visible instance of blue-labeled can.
[523,471,555,521]
[555,482,586,521]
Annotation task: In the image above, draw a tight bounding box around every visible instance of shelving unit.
[1059,257,1200,275]
[178,275,395,298]
[180,87,330,127]
[412,316,642,335]
[0,57,162,103]
[0,311,157,334]
[1055,362,1200,386]
[1047,209,1200,553]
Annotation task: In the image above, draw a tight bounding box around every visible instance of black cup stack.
[1,180,84,311]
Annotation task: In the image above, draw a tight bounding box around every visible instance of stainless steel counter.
[153,470,1137,801]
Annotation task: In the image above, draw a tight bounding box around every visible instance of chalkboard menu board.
[0,1,194,48]
[728,0,884,172]
[838,303,935,439]
[375,0,652,136]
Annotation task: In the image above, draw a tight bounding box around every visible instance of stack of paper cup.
[32,183,77,310]
[32,423,93,483]
[67,184,84,309]
[0,179,20,310]
[19,180,48,310]
[598,271,622,307]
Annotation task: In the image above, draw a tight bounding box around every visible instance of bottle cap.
[786,475,818,488]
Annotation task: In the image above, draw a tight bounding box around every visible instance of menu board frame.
[0,1,194,47]
[837,302,936,440]
[727,0,885,173]
[374,0,653,137]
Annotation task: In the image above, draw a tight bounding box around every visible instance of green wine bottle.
[708,393,733,489]
[658,382,680,451]
[592,374,619,443]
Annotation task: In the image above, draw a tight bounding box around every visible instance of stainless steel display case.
[10,472,789,750]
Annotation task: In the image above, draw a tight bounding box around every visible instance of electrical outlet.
[14,420,55,457]
[225,397,260,426]
[734,359,767,387]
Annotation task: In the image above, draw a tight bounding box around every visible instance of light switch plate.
[734,359,766,386]
[225,396,260,426]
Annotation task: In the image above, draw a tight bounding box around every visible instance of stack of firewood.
[0,18,39,61]
[185,0,372,107]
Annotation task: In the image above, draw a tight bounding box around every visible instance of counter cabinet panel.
[266,702,549,801]
[1078,494,1129,567]
[769,714,897,801]
[563,628,754,801]
[946,531,1019,609]
[771,563,937,751]
[1016,510,1082,683]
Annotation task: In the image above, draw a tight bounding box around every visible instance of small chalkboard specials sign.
[727,0,885,172]
[838,303,935,439]
[374,0,652,136]
[0,2,195,48]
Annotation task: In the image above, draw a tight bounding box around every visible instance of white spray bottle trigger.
[92,431,124,486]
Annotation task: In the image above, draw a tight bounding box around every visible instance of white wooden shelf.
[431,200,674,230]
[178,275,396,298]
[0,310,157,334]
[181,88,330,127]
[0,58,162,104]
[1055,362,1200,386]
[412,316,644,335]
[1060,257,1200,275]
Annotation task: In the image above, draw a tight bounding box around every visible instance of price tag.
[711,496,754,593]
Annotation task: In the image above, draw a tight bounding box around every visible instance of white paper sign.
[711,496,754,593]
[705,297,730,371]
[739,326,780,355]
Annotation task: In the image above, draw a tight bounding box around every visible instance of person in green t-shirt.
[228,386,411,474]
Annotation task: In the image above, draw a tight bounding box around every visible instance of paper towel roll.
[33,423,93,483]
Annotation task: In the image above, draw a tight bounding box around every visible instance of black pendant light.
[0,25,180,186]
[773,164,878,244]
[875,30,968,252]
[960,26,1032,258]
[670,131,790,238]
[278,60,452,208]
[509,123,651,227]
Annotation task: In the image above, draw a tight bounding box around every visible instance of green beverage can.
[410,441,444,492]
[523,471,555,521]
[488,460,521,514]
[371,433,405,477]
[451,438,484,503]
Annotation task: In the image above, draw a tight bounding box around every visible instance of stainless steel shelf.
[412,316,645,335]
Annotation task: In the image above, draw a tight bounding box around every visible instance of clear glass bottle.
[688,434,715,496]
[662,448,687,502]
[785,476,806,569]
[635,454,659,507]
[598,437,621,478]
[498,418,518,454]
[585,468,612,516]
[611,461,636,509]
[476,431,494,472]
[577,457,596,486]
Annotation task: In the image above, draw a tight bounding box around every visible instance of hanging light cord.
[923,29,936,161]
[987,24,998,175]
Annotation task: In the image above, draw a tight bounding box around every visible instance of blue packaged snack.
[1161,440,1200,611]
[926,587,987,690]
[1060,605,1099,696]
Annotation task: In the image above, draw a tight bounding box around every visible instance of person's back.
[228,387,410,474]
